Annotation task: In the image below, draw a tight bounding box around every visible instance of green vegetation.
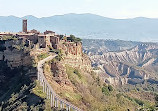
[32,81,52,111]
[0,37,30,52]
[65,65,142,111]
[102,84,113,95]
[73,69,82,79]
[0,36,18,41]
[32,81,47,99]
[155,94,158,107]
[37,53,49,61]
[64,64,158,110]
[55,50,63,61]
[51,49,63,61]
[67,35,82,42]
[0,61,46,110]
[116,92,158,110]
[0,61,62,111]
[66,65,86,84]
[118,82,158,94]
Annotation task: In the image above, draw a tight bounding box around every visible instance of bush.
[134,98,144,106]
[108,85,113,92]
[102,85,113,95]
[37,53,49,60]
[74,69,82,79]
[155,94,158,106]
[0,45,6,51]
[67,35,82,42]
[55,55,62,61]
[53,49,63,61]
[0,36,17,41]
[102,86,110,95]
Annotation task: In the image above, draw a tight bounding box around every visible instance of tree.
[155,94,158,107]
[67,35,82,42]
[108,85,113,92]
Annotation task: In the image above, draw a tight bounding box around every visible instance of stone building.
[44,30,55,35]
[38,35,53,48]
[0,19,83,56]
[28,29,40,34]
[23,19,27,33]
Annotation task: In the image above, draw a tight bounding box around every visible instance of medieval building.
[0,19,82,56]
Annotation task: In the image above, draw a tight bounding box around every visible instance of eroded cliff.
[89,43,158,86]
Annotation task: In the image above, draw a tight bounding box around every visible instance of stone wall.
[38,36,46,48]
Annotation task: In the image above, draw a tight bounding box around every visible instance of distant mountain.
[1,13,158,41]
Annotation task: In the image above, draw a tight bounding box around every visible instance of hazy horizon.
[2,13,158,20]
[1,0,158,19]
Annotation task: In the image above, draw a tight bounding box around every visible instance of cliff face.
[0,50,32,68]
[90,43,158,86]
[43,42,153,111]
[51,42,92,86]
[0,39,32,68]
[63,54,92,72]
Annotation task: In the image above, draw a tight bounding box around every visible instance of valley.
[83,39,158,89]
[0,19,158,111]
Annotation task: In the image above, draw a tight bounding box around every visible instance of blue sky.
[0,0,158,18]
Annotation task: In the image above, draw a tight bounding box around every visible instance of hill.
[1,14,158,41]
[83,39,158,88]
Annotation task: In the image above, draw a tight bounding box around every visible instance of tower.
[23,19,27,33]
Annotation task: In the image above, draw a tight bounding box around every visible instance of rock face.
[63,54,92,72]
[51,43,92,85]
[51,61,70,85]
[88,43,158,86]
[0,39,32,68]
[83,39,141,55]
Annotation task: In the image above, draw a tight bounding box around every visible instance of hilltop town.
[0,19,92,111]
[1,20,158,111]
[0,19,83,68]
[0,19,82,53]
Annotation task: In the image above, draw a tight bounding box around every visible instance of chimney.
[23,19,27,33]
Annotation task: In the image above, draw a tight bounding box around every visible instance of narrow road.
[37,55,56,70]
[37,54,82,111]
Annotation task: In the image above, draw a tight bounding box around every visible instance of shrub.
[116,93,122,99]
[102,86,110,95]
[0,36,17,41]
[134,98,144,106]
[74,69,81,79]
[37,53,49,61]
[0,45,6,51]
[67,35,82,42]
[50,49,63,61]
[155,94,158,106]
[108,85,113,92]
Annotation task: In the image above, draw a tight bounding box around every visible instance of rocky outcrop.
[0,39,32,68]
[63,54,92,72]
[90,43,158,86]
[0,50,32,68]
[51,46,92,86]
[51,61,71,85]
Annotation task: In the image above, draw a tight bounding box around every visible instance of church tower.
[23,19,27,33]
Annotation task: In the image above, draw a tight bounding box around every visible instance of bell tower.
[23,19,27,33]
